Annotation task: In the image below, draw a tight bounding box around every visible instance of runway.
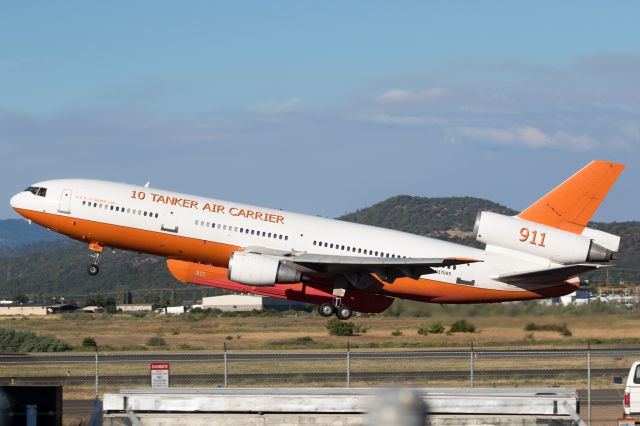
[1,347,637,363]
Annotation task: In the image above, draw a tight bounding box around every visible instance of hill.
[0,219,63,249]
[338,195,516,248]
[0,196,638,300]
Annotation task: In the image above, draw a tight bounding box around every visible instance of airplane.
[9,160,625,320]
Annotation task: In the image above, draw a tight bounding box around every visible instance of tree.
[13,294,28,304]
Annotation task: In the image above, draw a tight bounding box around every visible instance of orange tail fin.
[518,160,625,234]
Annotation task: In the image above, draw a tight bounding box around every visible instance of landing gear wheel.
[87,264,100,276]
[318,302,335,317]
[336,304,353,321]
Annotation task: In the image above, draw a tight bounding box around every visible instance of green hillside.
[0,196,638,301]
[0,219,63,249]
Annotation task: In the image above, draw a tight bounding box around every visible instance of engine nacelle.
[474,211,615,264]
[227,252,301,286]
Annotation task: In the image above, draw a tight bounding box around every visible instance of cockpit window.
[24,186,47,197]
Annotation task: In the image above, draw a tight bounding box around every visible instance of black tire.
[336,305,352,321]
[88,264,100,276]
[318,302,335,317]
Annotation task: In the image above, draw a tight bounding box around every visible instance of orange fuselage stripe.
[16,208,578,303]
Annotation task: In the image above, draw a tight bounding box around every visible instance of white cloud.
[421,87,447,99]
[252,98,303,115]
[377,88,447,103]
[377,89,416,102]
[448,125,596,150]
[355,113,447,126]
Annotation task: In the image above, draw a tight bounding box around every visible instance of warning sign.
[150,362,170,389]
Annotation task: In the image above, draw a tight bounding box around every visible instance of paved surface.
[2,347,640,363]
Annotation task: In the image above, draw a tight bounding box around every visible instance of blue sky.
[1,1,639,221]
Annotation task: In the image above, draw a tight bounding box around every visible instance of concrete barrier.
[103,387,582,425]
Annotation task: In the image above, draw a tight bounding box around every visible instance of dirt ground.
[2,311,639,351]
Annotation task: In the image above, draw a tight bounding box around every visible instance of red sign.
[150,363,170,388]
[150,363,170,370]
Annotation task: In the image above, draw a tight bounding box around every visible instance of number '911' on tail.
[518,160,625,234]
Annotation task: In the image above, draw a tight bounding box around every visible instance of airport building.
[201,295,308,312]
[201,295,264,311]
[116,304,154,312]
[0,305,49,316]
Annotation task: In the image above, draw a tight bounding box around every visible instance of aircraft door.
[58,189,72,214]
[455,262,476,287]
[161,211,179,234]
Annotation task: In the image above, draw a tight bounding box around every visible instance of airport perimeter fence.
[1,346,636,424]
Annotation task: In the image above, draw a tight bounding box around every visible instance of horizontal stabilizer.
[493,264,607,285]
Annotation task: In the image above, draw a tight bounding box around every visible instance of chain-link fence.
[1,346,636,425]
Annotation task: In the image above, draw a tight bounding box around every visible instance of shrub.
[417,326,429,336]
[391,330,403,337]
[81,337,97,348]
[326,318,357,336]
[0,329,71,352]
[428,322,445,334]
[524,323,572,336]
[449,319,475,333]
[225,335,233,340]
[146,336,167,346]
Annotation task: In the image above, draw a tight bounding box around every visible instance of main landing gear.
[87,242,103,276]
[318,298,353,321]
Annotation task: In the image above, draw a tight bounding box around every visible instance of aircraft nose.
[9,192,24,210]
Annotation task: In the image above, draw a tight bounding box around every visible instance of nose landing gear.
[87,242,103,276]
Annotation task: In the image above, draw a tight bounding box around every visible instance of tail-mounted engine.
[227,252,301,286]
[474,211,616,264]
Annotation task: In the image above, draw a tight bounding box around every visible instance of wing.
[492,264,607,285]
[245,246,480,286]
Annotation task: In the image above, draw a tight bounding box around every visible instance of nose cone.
[10,192,24,211]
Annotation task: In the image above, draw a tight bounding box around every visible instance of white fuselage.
[10,179,576,304]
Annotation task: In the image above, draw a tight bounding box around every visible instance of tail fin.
[518,160,625,234]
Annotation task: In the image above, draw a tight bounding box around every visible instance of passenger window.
[635,365,640,384]
[330,244,334,248]
[155,213,158,218]
[110,205,114,211]
[126,208,130,213]
[324,242,328,247]
[234,227,238,232]
[268,233,272,237]
[240,228,244,233]
[93,203,97,207]
[279,235,283,240]
[285,236,288,240]
[82,201,86,206]
[262,231,266,236]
